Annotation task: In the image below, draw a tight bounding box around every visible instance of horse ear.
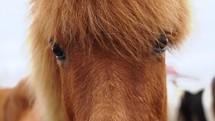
[3,78,33,121]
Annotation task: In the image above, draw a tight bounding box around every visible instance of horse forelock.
[30,0,190,61]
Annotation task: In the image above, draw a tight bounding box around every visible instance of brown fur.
[19,109,39,121]
[1,78,38,121]
[28,0,190,121]
[0,88,11,121]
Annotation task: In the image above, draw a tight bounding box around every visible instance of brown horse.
[0,88,11,121]
[0,78,38,121]
[28,0,190,121]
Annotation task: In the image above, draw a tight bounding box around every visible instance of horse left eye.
[153,35,168,54]
[52,44,66,60]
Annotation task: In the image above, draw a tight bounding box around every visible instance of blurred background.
[0,0,214,121]
[0,0,29,87]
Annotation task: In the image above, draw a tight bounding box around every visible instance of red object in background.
[166,66,179,76]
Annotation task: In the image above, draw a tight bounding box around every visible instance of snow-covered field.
[0,0,215,89]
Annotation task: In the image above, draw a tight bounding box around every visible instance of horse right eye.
[52,44,66,61]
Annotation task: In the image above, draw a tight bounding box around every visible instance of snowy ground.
[0,0,215,90]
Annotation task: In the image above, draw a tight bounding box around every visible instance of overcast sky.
[0,0,215,87]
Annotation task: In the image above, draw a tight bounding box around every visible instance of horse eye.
[153,35,168,54]
[52,44,66,60]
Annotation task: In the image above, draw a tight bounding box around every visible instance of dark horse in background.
[178,77,215,121]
